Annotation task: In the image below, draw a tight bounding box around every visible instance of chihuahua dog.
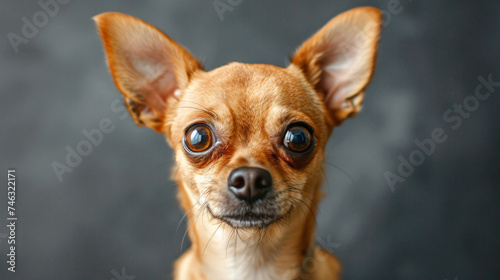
[94,6,380,280]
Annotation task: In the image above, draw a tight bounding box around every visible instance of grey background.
[1,0,499,279]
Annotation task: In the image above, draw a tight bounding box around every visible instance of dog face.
[94,7,381,229]
[169,63,330,228]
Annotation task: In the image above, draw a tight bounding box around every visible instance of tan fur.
[94,7,381,280]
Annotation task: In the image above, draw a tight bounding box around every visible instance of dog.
[94,6,381,279]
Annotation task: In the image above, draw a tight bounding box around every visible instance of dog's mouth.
[206,203,292,229]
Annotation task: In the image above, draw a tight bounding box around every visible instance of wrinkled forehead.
[173,63,326,138]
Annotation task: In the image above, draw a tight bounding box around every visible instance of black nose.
[228,167,273,203]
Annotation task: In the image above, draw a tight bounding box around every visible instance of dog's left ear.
[290,7,381,125]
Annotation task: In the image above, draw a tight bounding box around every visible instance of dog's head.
[94,7,381,229]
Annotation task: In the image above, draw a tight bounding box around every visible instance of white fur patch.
[325,56,351,71]
[174,89,182,99]
[131,59,166,81]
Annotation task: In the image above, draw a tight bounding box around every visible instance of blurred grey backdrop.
[1,0,500,279]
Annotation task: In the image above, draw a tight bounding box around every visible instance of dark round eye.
[184,125,213,152]
[283,126,312,153]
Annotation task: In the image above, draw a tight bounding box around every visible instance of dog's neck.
[177,179,322,280]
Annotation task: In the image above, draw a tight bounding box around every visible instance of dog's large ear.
[94,12,202,133]
[290,7,381,125]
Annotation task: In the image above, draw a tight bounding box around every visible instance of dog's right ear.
[94,12,202,133]
[290,7,381,126]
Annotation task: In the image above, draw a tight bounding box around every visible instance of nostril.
[228,168,250,202]
[231,176,245,189]
[256,175,271,189]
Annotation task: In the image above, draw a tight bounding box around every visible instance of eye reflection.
[283,126,312,153]
[185,125,213,152]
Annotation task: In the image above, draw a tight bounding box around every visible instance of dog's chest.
[200,230,295,280]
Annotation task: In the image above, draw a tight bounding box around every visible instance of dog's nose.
[228,167,272,203]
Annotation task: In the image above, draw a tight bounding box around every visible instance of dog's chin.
[206,204,291,229]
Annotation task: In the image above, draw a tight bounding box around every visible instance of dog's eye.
[185,125,213,152]
[283,126,312,153]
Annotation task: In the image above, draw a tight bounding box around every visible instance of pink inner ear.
[101,15,185,115]
[317,48,352,108]
[121,45,180,114]
[318,30,377,110]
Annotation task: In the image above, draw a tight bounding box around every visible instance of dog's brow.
[280,114,293,124]
[297,106,318,112]
[295,93,317,104]
[297,94,321,113]
[176,100,218,119]
[175,106,215,118]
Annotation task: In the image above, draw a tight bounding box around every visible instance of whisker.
[176,202,198,237]
[176,100,219,120]
[297,106,317,112]
[180,200,210,252]
[202,222,223,257]
[324,160,355,185]
[184,100,218,118]
[226,227,236,258]
[179,187,214,252]
[287,187,319,211]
